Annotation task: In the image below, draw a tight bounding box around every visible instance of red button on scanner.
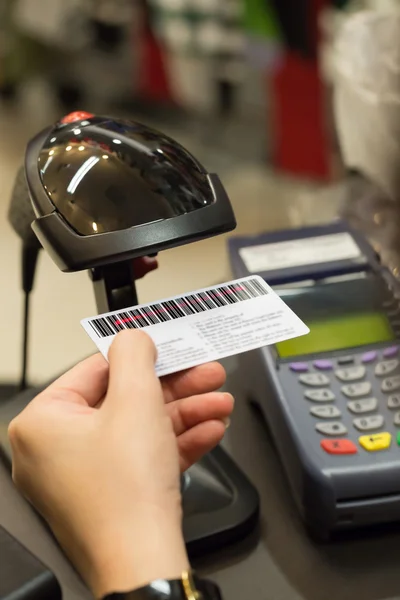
[321,439,358,455]
[60,111,94,124]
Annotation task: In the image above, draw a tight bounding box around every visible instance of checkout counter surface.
[1,356,400,600]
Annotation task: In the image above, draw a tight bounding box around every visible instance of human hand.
[9,330,233,597]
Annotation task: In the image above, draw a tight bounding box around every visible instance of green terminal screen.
[275,274,395,359]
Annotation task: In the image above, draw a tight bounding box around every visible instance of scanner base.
[183,446,259,557]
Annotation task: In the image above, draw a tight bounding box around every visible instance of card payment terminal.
[228,222,400,539]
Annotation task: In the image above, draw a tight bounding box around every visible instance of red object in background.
[60,111,94,124]
[270,0,330,180]
[271,52,330,180]
[137,17,175,104]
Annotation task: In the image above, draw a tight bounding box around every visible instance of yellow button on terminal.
[359,432,391,452]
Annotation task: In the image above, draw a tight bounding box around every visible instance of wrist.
[84,508,189,598]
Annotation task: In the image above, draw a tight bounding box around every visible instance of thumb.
[105,330,162,416]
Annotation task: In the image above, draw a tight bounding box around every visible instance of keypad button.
[353,415,384,432]
[335,366,366,382]
[313,360,333,371]
[383,346,399,358]
[316,422,347,436]
[362,351,378,364]
[341,382,372,398]
[387,394,400,409]
[289,362,309,373]
[359,432,391,452]
[304,389,335,402]
[310,405,341,418]
[381,376,400,392]
[299,373,330,387]
[375,360,399,377]
[393,412,400,426]
[347,397,378,414]
[321,439,358,455]
[337,356,355,365]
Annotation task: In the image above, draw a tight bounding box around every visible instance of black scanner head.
[25,112,236,272]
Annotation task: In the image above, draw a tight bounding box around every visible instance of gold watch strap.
[102,569,222,599]
[181,571,203,600]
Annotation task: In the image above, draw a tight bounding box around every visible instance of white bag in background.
[12,0,90,50]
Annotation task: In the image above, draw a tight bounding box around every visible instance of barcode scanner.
[7,112,259,558]
[24,112,236,272]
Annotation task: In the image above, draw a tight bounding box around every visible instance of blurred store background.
[0,0,366,386]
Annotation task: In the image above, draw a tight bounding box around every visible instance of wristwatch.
[103,570,222,600]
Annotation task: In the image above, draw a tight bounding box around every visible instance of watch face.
[38,118,215,236]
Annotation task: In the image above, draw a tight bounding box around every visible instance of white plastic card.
[81,276,309,377]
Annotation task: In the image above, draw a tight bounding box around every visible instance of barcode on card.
[87,278,268,339]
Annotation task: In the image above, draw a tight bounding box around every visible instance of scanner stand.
[89,260,259,557]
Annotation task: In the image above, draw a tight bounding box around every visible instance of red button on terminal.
[60,111,94,124]
[321,439,358,455]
